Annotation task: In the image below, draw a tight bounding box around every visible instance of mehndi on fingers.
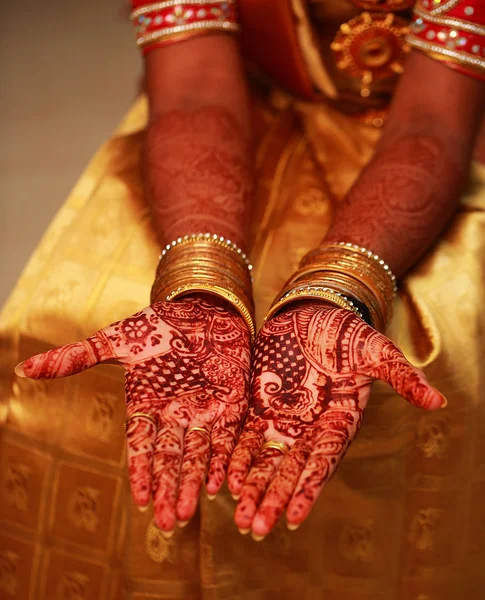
[235,243,446,538]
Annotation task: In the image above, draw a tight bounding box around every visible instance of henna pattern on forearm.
[18,296,251,531]
[145,107,254,249]
[228,303,445,537]
[325,136,464,276]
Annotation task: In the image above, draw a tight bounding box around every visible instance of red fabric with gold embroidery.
[407,0,485,79]
[130,1,239,55]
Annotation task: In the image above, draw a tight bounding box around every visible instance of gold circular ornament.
[331,12,411,96]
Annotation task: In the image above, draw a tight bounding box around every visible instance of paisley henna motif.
[145,107,253,249]
[228,303,445,538]
[325,136,462,276]
[16,295,251,533]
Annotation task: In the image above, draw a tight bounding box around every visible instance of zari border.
[407,34,485,70]
[414,6,485,36]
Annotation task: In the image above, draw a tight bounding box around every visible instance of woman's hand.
[16,295,251,532]
[228,303,445,538]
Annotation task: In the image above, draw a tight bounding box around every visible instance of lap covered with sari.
[1,3,485,599]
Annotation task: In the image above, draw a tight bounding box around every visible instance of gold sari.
[1,3,485,599]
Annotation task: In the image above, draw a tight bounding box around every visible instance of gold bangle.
[152,269,253,309]
[156,265,248,292]
[294,243,396,330]
[152,235,255,339]
[301,243,396,290]
[265,286,363,324]
[157,252,251,283]
[159,233,252,271]
[299,272,385,331]
[290,270,388,331]
[160,283,255,340]
[295,260,391,297]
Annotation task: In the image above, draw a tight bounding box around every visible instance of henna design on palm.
[228,304,445,538]
[16,295,251,532]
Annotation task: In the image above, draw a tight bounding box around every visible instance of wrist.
[155,291,245,313]
[151,234,255,339]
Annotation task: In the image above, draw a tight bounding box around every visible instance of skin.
[16,40,484,537]
[145,107,253,249]
[227,52,484,539]
[16,296,250,531]
[144,35,254,250]
[325,52,485,276]
[228,304,445,538]
[17,35,255,536]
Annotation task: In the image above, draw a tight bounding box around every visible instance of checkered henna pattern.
[228,303,446,538]
[16,295,251,532]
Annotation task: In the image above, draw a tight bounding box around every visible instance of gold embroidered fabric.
[1,56,485,600]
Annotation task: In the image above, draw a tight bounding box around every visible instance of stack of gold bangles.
[266,242,397,332]
[151,233,255,339]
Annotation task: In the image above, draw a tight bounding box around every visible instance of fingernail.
[137,504,149,513]
[207,494,217,501]
[177,520,189,528]
[287,523,300,531]
[231,494,240,501]
[440,395,448,409]
[14,363,26,378]
[238,528,250,535]
[160,529,174,539]
[251,533,265,542]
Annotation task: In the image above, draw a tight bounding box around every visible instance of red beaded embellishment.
[130,1,239,54]
[407,0,485,78]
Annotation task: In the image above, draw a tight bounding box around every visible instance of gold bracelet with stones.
[265,284,365,324]
[266,243,397,331]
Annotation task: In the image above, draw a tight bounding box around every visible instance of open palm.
[228,304,445,538]
[17,295,251,532]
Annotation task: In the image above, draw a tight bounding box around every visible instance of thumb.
[372,359,446,411]
[15,330,115,380]
[357,331,446,411]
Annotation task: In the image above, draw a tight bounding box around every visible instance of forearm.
[143,35,253,251]
[325,51,485,277]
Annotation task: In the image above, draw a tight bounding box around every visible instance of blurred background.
[0,0,141,306]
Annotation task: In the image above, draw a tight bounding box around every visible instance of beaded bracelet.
[334,242,397,292]
[159,233,253,272]
[265,285,366,325]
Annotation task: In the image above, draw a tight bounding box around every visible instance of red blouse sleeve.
[407,0,485,80]
[128,1,239,55]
